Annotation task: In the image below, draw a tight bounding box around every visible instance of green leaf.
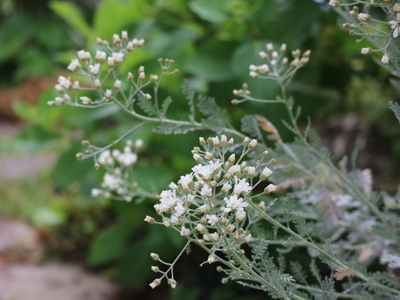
[137,94,158,117]
[50,1,91,38]
[93,0,150,39]
[146,27,198,58]
[53,144,96,191]
[134,162,175,193]
[161,96,173,118]
[185,41,234,81]
[389,101,400,124]
[153,123,198,135]
[189,0,228,23]
[88,222,133,265]
[240,115,264,141]
[198,95,230,131]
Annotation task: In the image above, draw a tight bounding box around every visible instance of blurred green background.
[1,0,399,299]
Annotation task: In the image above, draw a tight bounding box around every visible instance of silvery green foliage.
[50,24,400,299]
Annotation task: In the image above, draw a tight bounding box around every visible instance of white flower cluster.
[48,31,177,107]
[247,43,310,81]
[147,135,277,289]
[90,139,143,201]
[330,1,400,65]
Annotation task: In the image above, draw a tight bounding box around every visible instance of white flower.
[227,165,241,176]
[107,56,115,67]
[103,173,120,190]
[77,50,91,61]
[221,183,232,193]
[144,216,155,224]
[117,152,137,166]
[209,232,219,242]
[224,195,248,213]
[357,13,371,22]
[235,210,246,222]
[149,279,161,289]
[95,50,106,62]
[91,188,103,197]
[104,89,112,99]
[328,0,340,7]
[192,160,221,181]
[179,174,193,190]
[196,224,207,234]
[260,167,273,180]
[67,59,81,71]
[196,204,211,213]
[206,214,219,226]
[200,184,213,198]
[80,96,92,105]
[89,63,101,76]
[207,254,216,264]
[135,139,143,149]
[361,47,372,55]
[98,150,113,165]
[381,54,390,64]
[389,13,400,38]
[155,190,179,213]
[233,176,252,195]
[113,79,121,89]
[180,226,190,237]
[244,233,253,243]
[57,76,72,89]
[174,202,186,216]
[112,52,125,63]
[265,183,277,194]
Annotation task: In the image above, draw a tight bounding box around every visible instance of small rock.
[0,218,42,265]
[0,263,119,300]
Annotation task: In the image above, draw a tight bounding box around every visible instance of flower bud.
[150,253,159,261]
[149,279,161,289]
[196,224,207,234]
[260,167,273,180]
[151,266,159,273]
[264,183,277,194]
[144,216,155,224]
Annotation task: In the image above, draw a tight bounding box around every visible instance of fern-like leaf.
[182,79,195,117]
[160,96,173,118]
[137,94,158,116]
[389,101,400,123]
[197,95,230,131]
[241,115,264,141]
[290,261,308,285]
[153,123,197,135]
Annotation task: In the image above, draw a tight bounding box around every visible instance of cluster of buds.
[248,43,310,82]
[48,31,179,111]
[147,135,277,289]
[330,1,400,65]
[86,139,143,202]
[48,31,147,107]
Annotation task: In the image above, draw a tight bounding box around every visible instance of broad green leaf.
[189,0,228,23]
[88,222,133,265]
[146,27,199,58]
[134,162,174,193]
[93,0,150,39]
[50,1,91,38]
[12,88,63,132]
[53,144,96,190]
[185,42,234,81]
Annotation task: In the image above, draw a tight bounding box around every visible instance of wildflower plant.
[49,6,400,297]
[328,0,400,73]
